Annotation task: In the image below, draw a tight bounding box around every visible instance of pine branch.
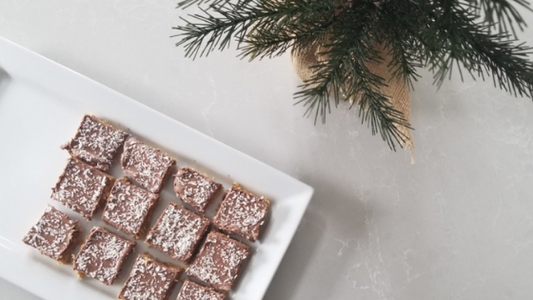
[378,1,424,88]
[467,0,532,35]
[241,13,334,60]
[174,0,338,59]
[177,0,251,9]
[415,1,533,96]
[174,0,533,150]
[294,3,411,149]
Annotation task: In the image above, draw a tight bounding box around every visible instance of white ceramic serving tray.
[0,37,313,300]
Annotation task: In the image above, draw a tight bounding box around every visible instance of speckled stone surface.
[1,2,533,299]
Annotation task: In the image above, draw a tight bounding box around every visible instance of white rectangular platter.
[0,37,313,300]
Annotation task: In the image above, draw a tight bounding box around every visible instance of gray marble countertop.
[1,1,533,300]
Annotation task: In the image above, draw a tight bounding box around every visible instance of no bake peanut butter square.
[186,231,250,292]
[73,227,136,285]
[62,115,129,171]
[118,253,183,300]
[174,167,223,213]
[102,178,159,238]
[213,184,270,242]
[121,137,175,193]
[51,158,114,220]
[176,280,226,300]
[146,202,210,263]
[22,205,81,264]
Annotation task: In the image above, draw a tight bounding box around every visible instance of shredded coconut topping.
[63,115,129,171]
[187,231,250,292]
[103,179,158,237]
[74,227,136,285]
[119,254,182,300]
[121,137,175,193]
[177,280,226,300]
[146,203,210,263]
[51,158,111,220]
[174,167,222,213]
[23,205,79,261]
[213,184,269,241]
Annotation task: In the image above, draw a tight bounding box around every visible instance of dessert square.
[176,280,226,300]
[121,137,176,193]
[118,253,183,300]
[186,231,250,292]
[51,158,114,220]
[213,184,270,241]
[62,115,129,171]
[102,178,159,238]
[146,202,210,263]
[174,167,223,213]
[22,205,80,264]
[73,227,136,285]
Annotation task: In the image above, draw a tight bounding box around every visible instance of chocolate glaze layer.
[118,253,183,300]
[23,205,80,263]
[174,167,223,213]
[146,202,210,263]
[62,115,129,171]
[187,231,250,292]
[177,280,226,300]
[73,227,136,285]
[51,158,114,220]
[213,183,270,241]
[121,137,175,193]
[102,178,159,238]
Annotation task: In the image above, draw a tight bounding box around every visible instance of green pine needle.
[174,0,533,150]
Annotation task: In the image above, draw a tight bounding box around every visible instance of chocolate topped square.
[121,137,175,193]
[177,280,226,300]
[186,231,250,292]
[73,227,136,285]
[118,253,183,300]
[213,184,270,241]
[62,115,129,171]
[22,205,80,264]
[102,178,159,238]
[146,202,210,263]
[174,167,223,213]
[51,158,114,220]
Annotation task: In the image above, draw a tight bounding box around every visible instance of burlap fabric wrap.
[291,42,414,151]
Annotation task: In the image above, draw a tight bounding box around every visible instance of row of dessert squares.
[22,115,271,300]
[25,214,239,300]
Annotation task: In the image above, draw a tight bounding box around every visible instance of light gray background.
[1,1,533,300]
